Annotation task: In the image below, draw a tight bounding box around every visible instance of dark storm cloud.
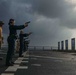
[0,0,12,34]
[31,0,68,18]
[0,0,75,46]
[13,0,76,29]
[13,0,69,18]
[28,0,76,29]
[0,0,75,29]
[0,0,10,18]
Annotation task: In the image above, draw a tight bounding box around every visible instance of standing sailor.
[6,19,28,66]
[19,30,32,57]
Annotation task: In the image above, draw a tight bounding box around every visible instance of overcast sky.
[0,0,76,48]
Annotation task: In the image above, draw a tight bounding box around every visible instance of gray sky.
[0,0,76,48]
